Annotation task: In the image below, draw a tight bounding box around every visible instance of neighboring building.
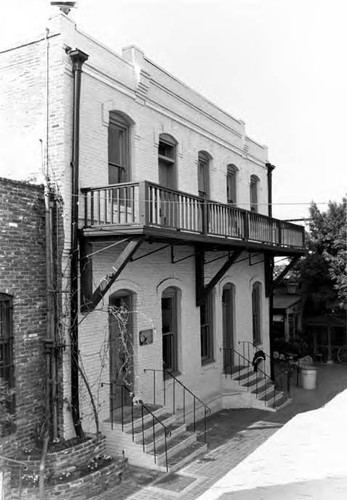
[0,13,305,470]
[0,178,47,447]
[273,282,302,343]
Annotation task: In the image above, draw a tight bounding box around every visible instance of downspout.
[68,48,89,437]
[266,162,275,218]
[43,27,58,440]
[266,162,275,378]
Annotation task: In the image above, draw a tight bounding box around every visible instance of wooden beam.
[200,250,242,305]
[81,238,142,312]
[195,247,205,307]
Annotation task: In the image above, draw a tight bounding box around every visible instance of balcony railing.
[81,182,305,249]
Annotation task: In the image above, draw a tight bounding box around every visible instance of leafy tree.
[301,198,346,313]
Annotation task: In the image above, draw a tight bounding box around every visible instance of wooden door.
[222,284,234,372]
[109,292,133,410]
[162,288,178,372]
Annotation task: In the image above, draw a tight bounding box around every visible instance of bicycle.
[336,345,347,363]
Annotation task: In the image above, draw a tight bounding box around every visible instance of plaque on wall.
[139,329,153,346]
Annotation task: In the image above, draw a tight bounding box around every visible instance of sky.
[1,0,346,221]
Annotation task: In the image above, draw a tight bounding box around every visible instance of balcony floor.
[81,223,305,256]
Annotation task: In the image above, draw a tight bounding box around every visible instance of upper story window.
[250,175,259,213]
[227,164,238,205]
[158,134,177,190]
[0,293,15,433]
[108,112,130,184]
[198,151,210,199]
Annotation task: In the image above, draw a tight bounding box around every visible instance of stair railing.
[238,340,294,390]
[113,383,171,472]
[144,368,211,444]
[221,346,291,408]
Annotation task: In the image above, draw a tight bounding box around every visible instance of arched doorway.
[222,283,235,372]
[161,287,179,373]
[109,290,134,410]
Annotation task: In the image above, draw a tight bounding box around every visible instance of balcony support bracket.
[196,249,242,306]
[171,245,195,264]
[81,238,142,312]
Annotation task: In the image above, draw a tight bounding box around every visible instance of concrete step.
[150,431,197,463]
[243,374,267,389]
[108,404,165,433]
[128,412,176,442]
[251,380,275,395]
[267,392,291,410]
[143,422,187,453]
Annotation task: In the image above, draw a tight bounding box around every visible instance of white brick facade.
[0,13,274,442]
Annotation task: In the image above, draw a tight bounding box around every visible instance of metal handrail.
[116,383,171,472]
[144,368,211,443]
[238,340,294,386]
[221,346,291,408]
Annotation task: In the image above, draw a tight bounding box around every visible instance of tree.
[301,198,346,313]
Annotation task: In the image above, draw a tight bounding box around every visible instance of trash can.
[301,366,317,390]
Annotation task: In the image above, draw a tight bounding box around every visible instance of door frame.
[109,289,134,410]
[222,283,235,372]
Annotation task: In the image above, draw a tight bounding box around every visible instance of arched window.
[227,164,238,205]
[198,151,210,199]
[250,175,259,212]
[158,134,177,190]
[162,287,180,373]
[0,293,15,431]
[252,282,262,345]
[108,112,131,184]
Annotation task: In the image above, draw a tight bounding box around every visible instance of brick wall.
[0,178,47,450]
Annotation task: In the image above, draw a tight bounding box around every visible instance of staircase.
[100,382,209,473]
[222,344,291,412]
[230,365,290,410]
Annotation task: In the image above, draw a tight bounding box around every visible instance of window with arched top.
[198,151,210,199]
[252,282,262,345]
[108,112,131,184]
[227,164,238,205]
[158,134,177,190]
[250,175,259,212]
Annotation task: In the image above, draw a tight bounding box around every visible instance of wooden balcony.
[81,182,305,255]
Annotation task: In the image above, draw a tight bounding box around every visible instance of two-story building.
[0,12,305,470]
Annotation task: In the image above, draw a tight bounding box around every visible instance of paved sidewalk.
[197,388,347,500]
[95,364,347,499]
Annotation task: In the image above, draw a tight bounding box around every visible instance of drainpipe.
[266,162,275,218]
[266,162,276,378]
[68,48,89,437]
[43,27,58,440]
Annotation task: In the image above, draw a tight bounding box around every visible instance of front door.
[222,284,234,373]
[109,291,133,410]
[162,288,178,373]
